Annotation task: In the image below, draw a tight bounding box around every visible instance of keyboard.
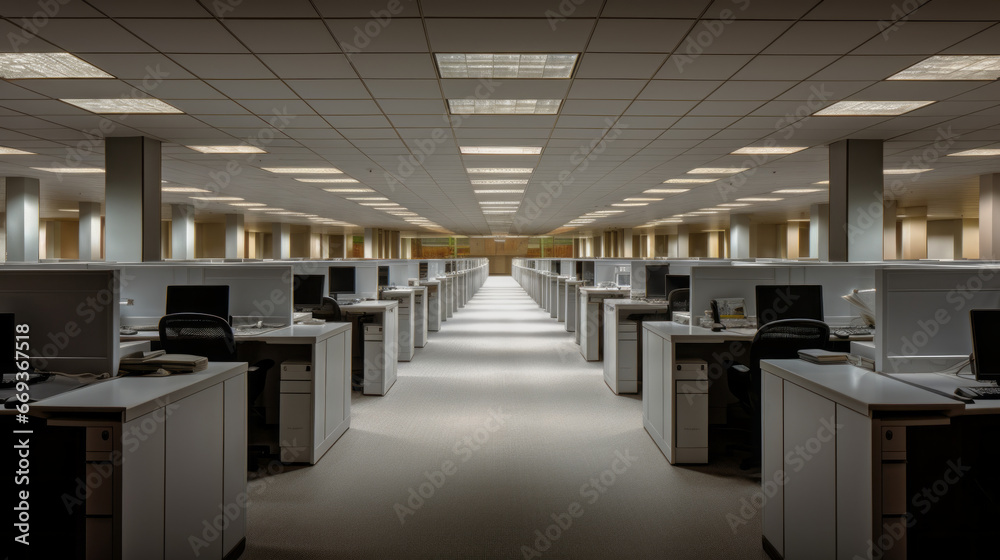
[955,386,1000,399]
[834,327,873,338]
[131,325,160,332]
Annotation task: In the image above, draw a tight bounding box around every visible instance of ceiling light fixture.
[61,98,182,114]
[31,167,103,173]
[664,178,716,184]
[471,179,529,185]
[229,202,266,207]
[884,168,931,174]
[466,167,533,174]
[888,56,1000,81]
[0,147,35,155]
[163,186,211,193]
[737,197,784,202]
[448,99,561,115]
[731,147,808,155]
[262,167,342,174]
[187,145,265,154]
[435,53,578,79]
[688,167,749,174]
[624,197,663,202]
[190,196,243,201]
[644,188,690,194]
[948,149,1000,156]
[772,189,823,194]
[611,202,648,207]
[296,178,359,183]
[475,189,525,194]
[0,53,113,79]
[323,188,374,193]
[814,101,935,116]
[460,146,543,155]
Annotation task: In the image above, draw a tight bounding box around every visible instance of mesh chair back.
[749,319,830,373]
[159,313,237,362]
[667,288,690,319]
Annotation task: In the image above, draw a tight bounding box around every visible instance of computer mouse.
[954,387,978,400]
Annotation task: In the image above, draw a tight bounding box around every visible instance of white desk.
[760,360,974,560]
[28,362,249,560]
[379,288,417,361]
[122,323,352,465]
[340,300,399,396]
[420,280,442,332]
[603,299,669,394]
[578,287,629,361]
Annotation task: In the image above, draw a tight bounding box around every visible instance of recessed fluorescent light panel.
[948,149,1000,156]
[814,180,830,185]
[737,197,783,202]
[644,189,689,194]
[0,53,113,79]
[296,178,359,183]
[262,167,342,174]
[664,178,716,184]
[162,186,210,193]
[624,198,663,202]
[345,197,387,201]
[814,101,934,116]
[611,203,648,207]
[229,202,266,207]
[466,168,533,174]
[248,207,282,211]
[471,179,529,185]
[688,168,749,174]
[479,201,520,205]
[474,189,525,194]
[448,99,561,115]
[61,98,182,114]
[58,208,79,212]
[190,196,243,201]
[0,147,35,155]
[772,189,823,194]
[718,203,751,207]
[323,188,374,193]
[435,53,578,79]
[884,168,931,174]
[889,56,1000,81]
[732,146,808,155]
[188,145,265,154]
[31,167,103,173]
[460,146,542,155]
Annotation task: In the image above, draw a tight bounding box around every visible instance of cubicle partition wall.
[875,266,1000,373]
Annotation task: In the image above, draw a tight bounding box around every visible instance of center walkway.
[245,276,763,559]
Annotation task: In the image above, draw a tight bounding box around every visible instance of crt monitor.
[329,267,357,296]
[969,310,1000,383]
[644,265,670,297]
[663,275,691,299]
[755,285,824,327]
[293,275,326,310]
[165,285,230,320]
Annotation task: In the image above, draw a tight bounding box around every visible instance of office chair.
[159,313,275,467]
[313,296,343,322]
[727,318,830,470]
[666,288,690,321]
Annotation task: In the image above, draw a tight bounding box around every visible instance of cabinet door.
[783,382,837,560]
[122,412,165,560]
[223,375,247,554]
[165,384,224,560]
[762,372,784,557]
[325,332,347,437]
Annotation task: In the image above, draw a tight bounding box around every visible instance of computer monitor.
[969,310,1000,383]
[293,275,326,311]
[644,265,671,298]
[419,262,428,280]
[1,313,16,373]
[377,266,390,288]
[328,267,357,296]
[664,275,691,299]
[165,285,230,320]
[616,272,630,287]
[755,285,824,327]
[553,262,561,274]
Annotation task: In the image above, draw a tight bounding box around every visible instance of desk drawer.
[280,380,311,393]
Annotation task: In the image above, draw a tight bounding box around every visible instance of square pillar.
[79,201,102,261]
[829,139,883,262]
[105,137,161,262]
[809,203,829,261]
[225,213,244,259]
[4,177,40,262]
[900,207,927,260]
[272,223,290,259]
[730,214,751,259]
[979,174,1000,259]
[171,204,194,259]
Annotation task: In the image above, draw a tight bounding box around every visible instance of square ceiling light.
[948,148,1000,156]
[460,146,542,155]
[31,167,103,173]
[814,101,934,116]
[0,53,113,79]
[61,98,182,114]
[0,147,35,155]
[888,56,1000,80]
[188,145,265,154]
[448,99,561,115]
[435,53,578,79]
[262,167,342,174]
[732,146,808,155]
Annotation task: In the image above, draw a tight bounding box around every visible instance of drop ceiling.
[0,0,999,236]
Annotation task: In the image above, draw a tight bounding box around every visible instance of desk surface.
[762,359,964,417]
[643,321,873,343]
[31,362,247,422]
[884,372,1000,415]
[121,321,351,343]
[340,300,398,312]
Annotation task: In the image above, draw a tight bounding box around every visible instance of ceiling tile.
[327,19,428,52]
[655,55,753,80]
[206,80,299,99]
[675,21,793,55]
[312,0,421,17]
[420,0,602,17]
[309,99,382,114]
[601,0,711,18]
[560,99,631,115]
[376,99,447,114]
[587,19,693,52]
[285,80,371,99]
[424,19,593,52]
[84,0,212,17]
[119,20,247,53]
[624,100,699,116]
[704,0,813,19]
[224,20,340,53]
[706,81,796,101]
[809,56,926,81]
[32,19,154,52]
[350,54,436,79]
[568,80,646,100]
[851,23,991,55]
[763,22,880,55]
[258,54,355,79]
[168,54,276,79]
[730,55,838,80]
[577,53,667,79]
[197,0,319,17]
[76,54,197,80]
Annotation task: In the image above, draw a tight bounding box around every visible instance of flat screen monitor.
[553,262,561,274]
[616,272,630,287]
[644,265,671,297]
[377,266,390,288]
[755,285,824,327]
[329,267,356,295]
[664,275,691,300]
[419,262,428,280]
[293,275,326,310]
[165,285,230,320]
[969,310,1000,382]
[0,313,15,373]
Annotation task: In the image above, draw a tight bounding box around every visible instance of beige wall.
[195,223,225,258]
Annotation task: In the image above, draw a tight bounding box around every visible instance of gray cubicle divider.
[110,263,294,325]
[876,266,1000,373]
[690,265,789,322]
[0,268,120,375]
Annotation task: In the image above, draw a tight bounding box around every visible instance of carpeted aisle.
[243,276,765,560]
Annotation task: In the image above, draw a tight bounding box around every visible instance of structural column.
[730,214,751,259]
[272,223,290,260]
[363,228,375,258]
[4,177,40,262]
[829,139,884,262]
[900,207,927,260]
[676,225,690,258]
[809,203,829,261]
[225,213,244,259]
[344,233,354,258]
[78,201,102,260]
[171,204,194,259]
[105,136,161,262]
[979,174,1000,259]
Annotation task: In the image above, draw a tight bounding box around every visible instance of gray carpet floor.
[243,276,765,559]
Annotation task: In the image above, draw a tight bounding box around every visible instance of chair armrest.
[731,364,750,374]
